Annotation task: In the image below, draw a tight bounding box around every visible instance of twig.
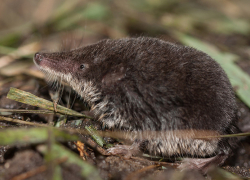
[124,164,160,180]
[0,116,50,127]
[130,156,179,168]
[85,137,109,156]
[1,116,250,140]
[0,116,125,140]
[10,157,68,180]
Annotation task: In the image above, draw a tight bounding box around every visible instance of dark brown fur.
[34,37,239,170]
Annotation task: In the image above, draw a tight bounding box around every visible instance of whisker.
[70,92,77,110]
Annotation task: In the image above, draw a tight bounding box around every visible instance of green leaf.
[85,125,105,147]
[0,127,79,146]
[83,2,109,20]
[37,143,102,180]
[176,33,250,108]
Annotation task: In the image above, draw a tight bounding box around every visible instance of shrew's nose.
[34,53,43,62]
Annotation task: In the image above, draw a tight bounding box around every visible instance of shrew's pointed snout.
[34,52,44,63]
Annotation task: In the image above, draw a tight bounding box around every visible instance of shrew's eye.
[80,64,85,69]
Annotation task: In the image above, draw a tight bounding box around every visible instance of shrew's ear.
[101,66,126,87]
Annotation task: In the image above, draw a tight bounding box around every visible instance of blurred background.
[1,0,250,179]
[0,0,250,48]
[1,0,250,118]
[1,0,250,82]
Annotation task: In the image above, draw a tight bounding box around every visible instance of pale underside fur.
[39,65,219,157]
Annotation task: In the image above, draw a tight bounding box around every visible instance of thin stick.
[124,165,160,180]
[1,116,250,140]
[0,116,50,127]
[10,157,68,180]
[85,137,109,156]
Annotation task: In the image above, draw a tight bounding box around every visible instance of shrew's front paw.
[108,143,142,159]
[108,145,133,159]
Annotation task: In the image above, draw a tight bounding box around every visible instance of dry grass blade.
[7,87,92,118]
[0,42,40,69]
[0,60,34,76]
[23,69,45,79]
[0,109,56,115]
[0,77,15,86]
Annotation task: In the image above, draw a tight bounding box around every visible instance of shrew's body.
[34,37,239,171]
